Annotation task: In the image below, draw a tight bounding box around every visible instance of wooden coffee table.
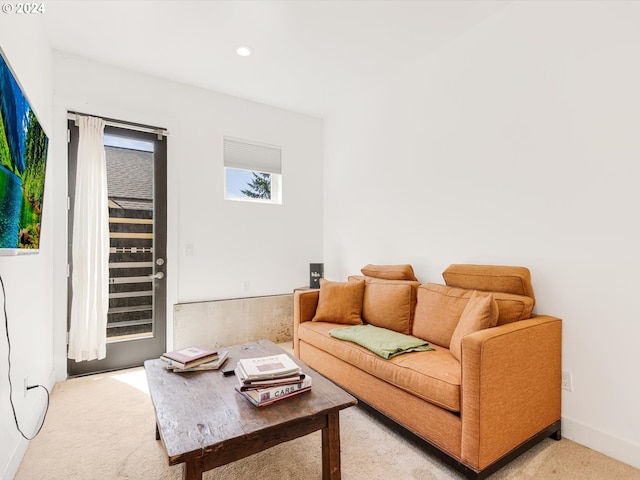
[145,339,357,480]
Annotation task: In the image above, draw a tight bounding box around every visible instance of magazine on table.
[168,351,229,372]
[236,353,301,381]
[160,346,218,369]
[235,364,306,390]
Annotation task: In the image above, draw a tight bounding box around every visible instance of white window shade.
[224,137,282,174]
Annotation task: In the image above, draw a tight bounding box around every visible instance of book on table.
[236,353,301,381]
[235,364,306,390]
[235,375,313,407]
[233,352,311,406]
[160,346,218,370]
[167,350,229,372]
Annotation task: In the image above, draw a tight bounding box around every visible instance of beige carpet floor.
[15,364,640,480]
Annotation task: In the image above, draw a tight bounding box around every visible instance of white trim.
[1,437,28,480]
[561,415,640,470]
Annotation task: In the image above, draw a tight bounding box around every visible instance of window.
[224,137,282,204]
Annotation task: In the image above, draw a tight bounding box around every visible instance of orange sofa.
[293,264,561,480]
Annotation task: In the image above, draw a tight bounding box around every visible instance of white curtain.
[68,115,110,362]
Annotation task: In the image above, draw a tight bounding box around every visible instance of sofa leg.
[549,429,562,441]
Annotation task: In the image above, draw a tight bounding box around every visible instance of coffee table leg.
[321,411,341,480]
[184,457,203,480]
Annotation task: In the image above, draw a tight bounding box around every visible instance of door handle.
[148,272,164,280]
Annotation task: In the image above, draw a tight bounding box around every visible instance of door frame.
[66,116,167,377]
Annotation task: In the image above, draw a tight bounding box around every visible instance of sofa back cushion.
[349,275,419,335]
[412,284,535,347]
[412,284,469,348]
[312,278,365,325]
[442,264,535,303]
[492,292,535,325]
[449,292,499,361]
[360,264,418,281]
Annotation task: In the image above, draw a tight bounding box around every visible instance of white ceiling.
[43,0,510,118]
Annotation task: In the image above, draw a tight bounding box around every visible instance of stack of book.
[234,353,312,407]
[161,346,229,373]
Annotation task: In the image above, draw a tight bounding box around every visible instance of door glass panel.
[104,135,155,341]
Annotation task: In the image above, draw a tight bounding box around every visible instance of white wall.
[52,52,323,350]
[0,14,55,480]
[323,1,640,469]
[3,35,322,479]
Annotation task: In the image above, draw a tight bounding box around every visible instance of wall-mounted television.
[0,48,49,255]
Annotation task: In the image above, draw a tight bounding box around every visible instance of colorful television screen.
[0,48,49,254]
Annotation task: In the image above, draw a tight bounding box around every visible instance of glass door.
[67,118,167,376]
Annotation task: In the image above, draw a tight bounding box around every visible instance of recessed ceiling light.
[236,46,252,57]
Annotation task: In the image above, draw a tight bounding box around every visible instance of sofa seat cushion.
[298,321,462,412]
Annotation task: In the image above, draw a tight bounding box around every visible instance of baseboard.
[1,438,28,480]
[1,371,55,480]
[561,415,640,470]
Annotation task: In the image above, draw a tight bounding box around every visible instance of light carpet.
[14,366,640,480]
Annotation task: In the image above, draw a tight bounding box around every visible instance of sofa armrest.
[293,290,320,357]
[460,315,562,470]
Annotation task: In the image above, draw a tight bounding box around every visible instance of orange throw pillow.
[312,278,365,325]
[449,291,499,361]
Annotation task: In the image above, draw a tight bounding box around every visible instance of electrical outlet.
[23,377,28,397]
[561,371,573,391]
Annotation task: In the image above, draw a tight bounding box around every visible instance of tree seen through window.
[240,172,271,199]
